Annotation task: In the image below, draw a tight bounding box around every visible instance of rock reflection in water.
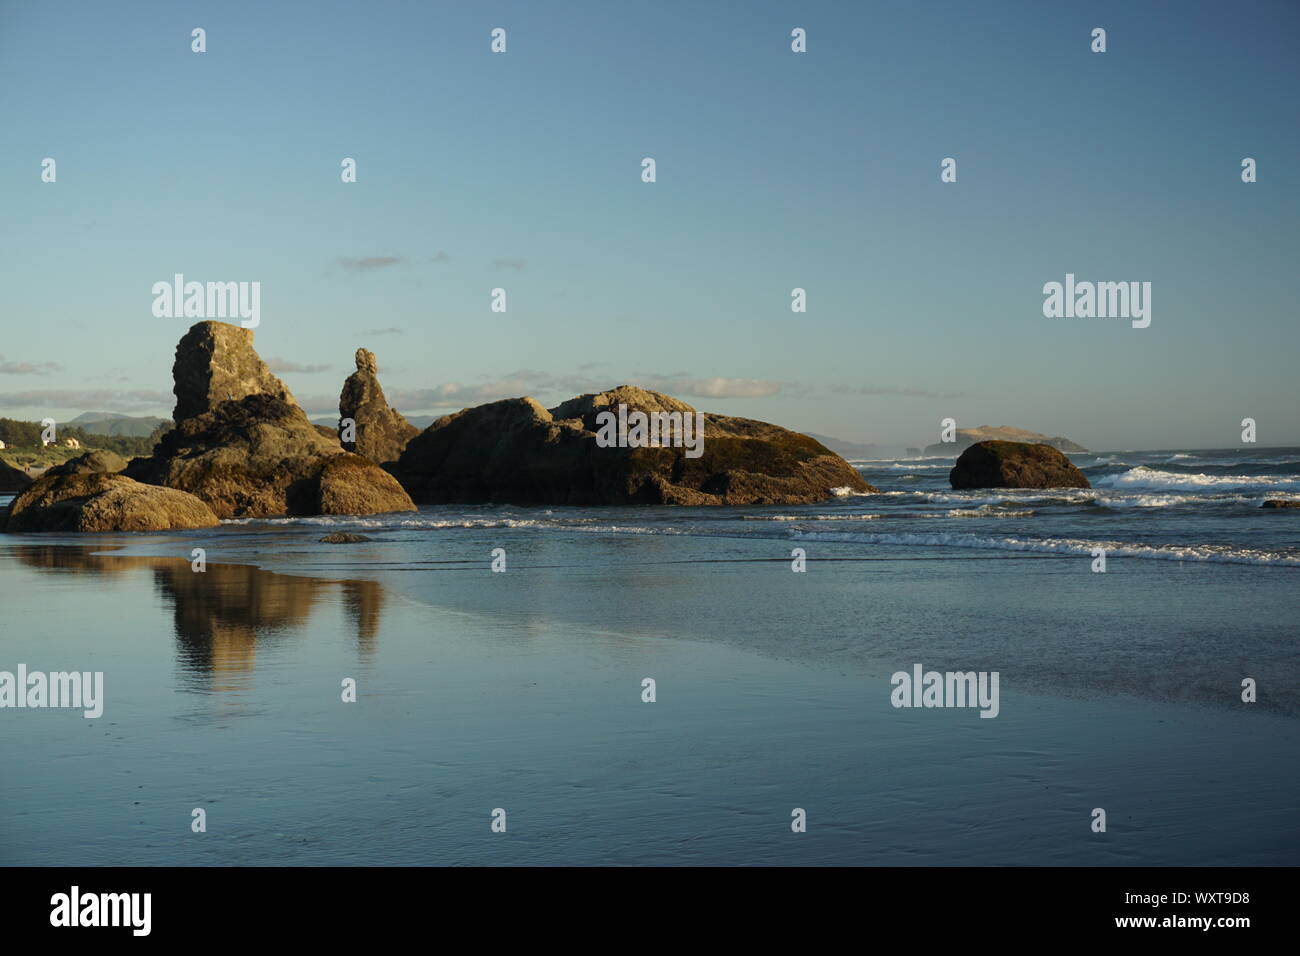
[7,545,384,689]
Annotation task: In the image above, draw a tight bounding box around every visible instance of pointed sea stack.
[338,348,418,465]
[125,321,416,518]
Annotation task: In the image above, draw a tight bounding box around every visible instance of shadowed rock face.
[949,440,1091,489]
[125,321,416,519]
[391,385,877,505]
[3,472,220,532]
[338,348,418,465]
[44,449,129,477]
[0,460,33,493]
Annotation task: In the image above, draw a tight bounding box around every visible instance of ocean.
[1,446,1297,865]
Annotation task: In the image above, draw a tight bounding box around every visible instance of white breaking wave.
[830,486,877,497]
[742,514,884,522]
[786,530,1300,567]
[1095,466,1300,493]
[859,462,952,471]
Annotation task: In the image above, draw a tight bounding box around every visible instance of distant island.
[923,425,1087,456]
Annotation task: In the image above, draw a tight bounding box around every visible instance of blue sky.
[1,0,1296,450]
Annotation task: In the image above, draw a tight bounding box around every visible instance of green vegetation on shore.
[0,417,171,469]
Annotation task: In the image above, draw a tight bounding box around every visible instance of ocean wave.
[786,530,1300,567]
[946,508,1035,518]
[858,462,952,471]
[742,514,884,522]
[223,515,612,531]
[831,486,877,497]
[1095,466,1300,493]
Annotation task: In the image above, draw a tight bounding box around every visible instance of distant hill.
[804,433,910,460]
[64,412,170,437]
[923,425,1087,456]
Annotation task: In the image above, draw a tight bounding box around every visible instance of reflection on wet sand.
[6,545,385,689]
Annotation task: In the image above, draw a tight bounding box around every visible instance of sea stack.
[391,384,877,506]
[949,440,1090,489]
[125,321,416,518]
[338,348,418,465]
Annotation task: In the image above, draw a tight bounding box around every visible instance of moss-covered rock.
[44,449,129,477]
[3,472,220,532]
[949,440,1090,489]
[125,321,416,519]
[391,385,877,505]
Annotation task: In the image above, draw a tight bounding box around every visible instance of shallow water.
[1,446,1297,865]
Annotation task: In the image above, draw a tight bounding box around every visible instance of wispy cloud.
[337,256,402,272]
[633,375,782,399]
[361,327,403,336]
[431,250,449,263]
[830,384,970,400]
[0,388,171,413]
[493,258,527,272]
[385,370,785,412]
[265,358,331,374]
[0,355,62,376]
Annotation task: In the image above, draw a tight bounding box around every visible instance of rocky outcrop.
[3,472,220,532]
[391,385,877,505]
[925,425,1087,456]
[125,322,416,519]
[44,449,129,477]
[949,440,1091,489]
[1262,499,1300,509]
[0,460,32,493]
[338,348,418,465]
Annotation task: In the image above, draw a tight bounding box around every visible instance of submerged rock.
[3,473,220,532]
[319,532,372,543]
[391,385,877,506]
[1262,499,1300,509]
[338,348,418,465]
[949,440,1090,489]
[126,321,416,519]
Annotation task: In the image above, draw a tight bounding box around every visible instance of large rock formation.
[125,322,416,519]
[0,460,32,493]
[391,385,877,505]
[925,425,1087,456]
[3,472,220,532]
[338,348,418,465]
[44,449,129,477]
[949,440,1091,489]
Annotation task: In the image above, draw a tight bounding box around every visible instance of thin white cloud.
[265,358,331,374]
[0,355,62,375]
